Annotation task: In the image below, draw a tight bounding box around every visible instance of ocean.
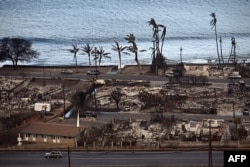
[0,0,250,67]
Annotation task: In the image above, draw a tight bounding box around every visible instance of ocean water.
[0,0,250,67]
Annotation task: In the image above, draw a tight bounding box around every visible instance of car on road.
[44,151,62,158]
[245,100,250,107]
[61,69,73,74]
[228,72,241,79]
[79,111,97,118]
[87,70,100,75]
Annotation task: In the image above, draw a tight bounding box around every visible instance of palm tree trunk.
[88,54,91,66]
[74,53,78,72]
[214,26,221,64]
[160,38,165,56]
[119,52,122,69]
[134,52,142,74]
[219,36,223,64]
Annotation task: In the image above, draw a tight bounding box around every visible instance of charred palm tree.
[67,43,79,72]
[111,41,129,69]
[210,13,223,64]
[148,19,160,53]
[148,18,167,75]
[124,34,145,74]
[159,24,166,55]
[228,37,236,64]
[111,88,127,109]
[96,46,111,66]
[81,43,93,66]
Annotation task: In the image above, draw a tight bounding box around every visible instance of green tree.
[81,43,93,66]
[111,41,129,69]
[0,37,39,68]
[96,46,111,66]
[210,13,223,64]
[71,91,86,111]
[67,43,79,72]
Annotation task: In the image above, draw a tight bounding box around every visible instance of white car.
[61,69,73,74]
[87,70,100,75]
[229,72,241,79]
[44,151,62,158]
[229,74,241,79]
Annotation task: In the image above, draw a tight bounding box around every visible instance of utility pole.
[62,80,65,119]
[68,146,71,167]
[208,120,213,167]
[219,36,223,64]
[180,47,183,64]
[233,101,235,122]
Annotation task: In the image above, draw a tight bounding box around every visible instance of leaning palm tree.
[111,41,129,69]
[158,24,166,55]
[96,46,111,66]
[67,43,79,72]
[210,13,223,64]
[148,18,166,55]
[124,34,144,74]
[81,43,93,66]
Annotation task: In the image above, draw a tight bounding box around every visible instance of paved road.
[0,151,224,167]
[1,71,250,84]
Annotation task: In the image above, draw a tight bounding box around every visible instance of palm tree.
[228,37,236,63]
[96,46,111,66]
[148,18,167,75]
[158,24,166,55]
[111,41,129,69]
[148,18,160,53]
[67,43,79,72]
[82,43,93,66]
[124,34,145,74]
[91,47,99,80]
[148,18,166,55]
[210,13,223,64]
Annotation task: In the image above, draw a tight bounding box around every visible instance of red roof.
[21,122,85,137]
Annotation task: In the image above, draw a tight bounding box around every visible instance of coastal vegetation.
[124,33,145,74]
[0,15,245,75]
[210,12,224,65]
[0,37,39,68]
[111,41,129,69]
[148,18,167,75]
[96,46,111,66]
[81,43,93,66]
[67,43,79,72]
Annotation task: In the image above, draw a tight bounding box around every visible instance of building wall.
[22,133,79,146]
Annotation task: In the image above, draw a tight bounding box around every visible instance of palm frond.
[209,12,217,29]
[148,18,157,27]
